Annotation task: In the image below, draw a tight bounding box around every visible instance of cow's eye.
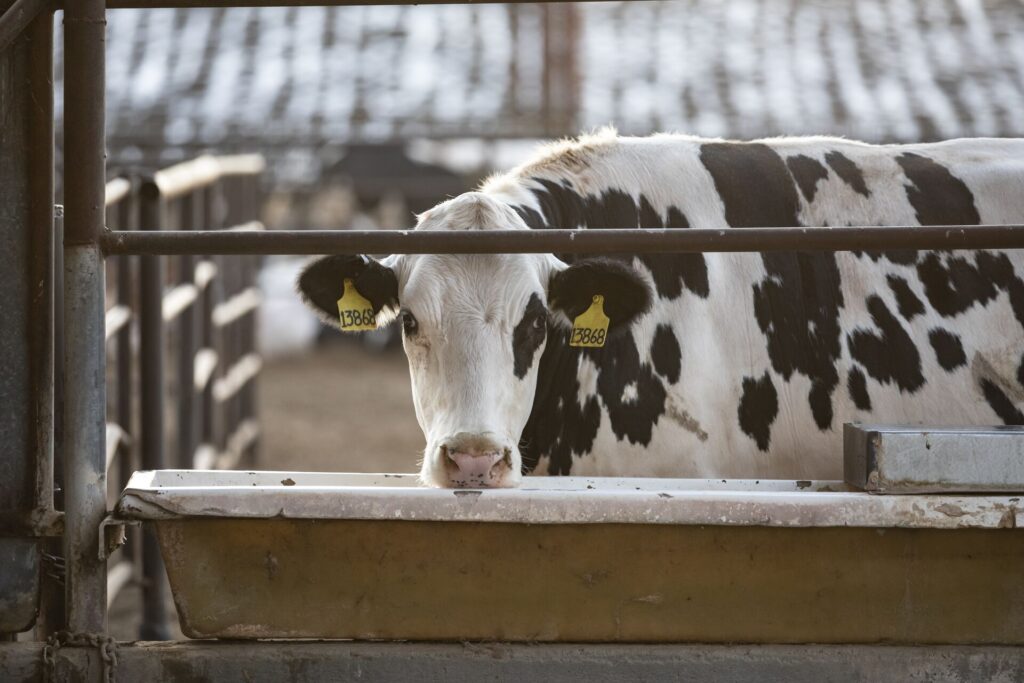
[531,315,544,331]
[402,311,418,336]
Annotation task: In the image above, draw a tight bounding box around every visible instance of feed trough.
[116,470,1024,643]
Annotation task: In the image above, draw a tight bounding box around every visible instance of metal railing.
[95,155,264,637]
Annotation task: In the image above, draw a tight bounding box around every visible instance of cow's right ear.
[295,255,399,330]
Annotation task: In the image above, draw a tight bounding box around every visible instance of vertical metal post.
[62,0,107,635]
[138,181,171,640]
[199,186,216,456]
[177,194,198,469]
[116,193,135,490]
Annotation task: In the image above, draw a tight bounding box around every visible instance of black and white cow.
[298,130,1024,487]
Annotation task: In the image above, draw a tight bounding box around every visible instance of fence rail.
[95,155,264,637]
[100,224,1024,256]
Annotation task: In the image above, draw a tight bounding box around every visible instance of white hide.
[481,132,1024,480]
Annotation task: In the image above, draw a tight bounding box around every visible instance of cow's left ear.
[547,258,651,333]
[295,254,400,330]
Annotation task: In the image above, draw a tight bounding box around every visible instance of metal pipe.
[115,194,134,492]
[62,0,107,635]
[138,181,171,640]
[0,0,52,53]
[62,246,107,634]
[102,224,1024,256]
[27,6,55,529]
[177,194,198,469]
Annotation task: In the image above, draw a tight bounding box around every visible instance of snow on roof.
[53,1,1024,164]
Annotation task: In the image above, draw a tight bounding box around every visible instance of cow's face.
[297,193,650,487]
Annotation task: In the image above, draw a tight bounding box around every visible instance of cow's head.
[297,192,650,487]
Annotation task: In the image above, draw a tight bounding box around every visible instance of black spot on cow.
[856,250,920,267]
[847,366,872,411]
[524,178,709,300]
[520,333,600,475]
[638,203,710,301]
[701,141,843,431]
[513,205,547,231]
[521,329,668,472]
[824,151,870,197]
[588,335,667,446]
[848,296,925,392]
[917,251,1018,318]
[928,328,967,371]
[650,324,681,384]
[785,154,829,202]
[980,379,1024,425]
[738,372,779,451]
[512,293,547,379]
[1017,352,1024,389]
[896,153,981,226]
[887,275,925,321]
[700,142,803,228]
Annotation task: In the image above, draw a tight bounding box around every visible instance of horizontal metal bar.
[0,0,51,53]
[0,509,63,537]
[212,287,261,327]
[153,154,264,200]
[213,353,262,403]
[101,225,1024,256]
[162,283,198,322]
[193,348,218,392]
[104,304,131,341]
[105,177,131,207]
[194,260,218,290]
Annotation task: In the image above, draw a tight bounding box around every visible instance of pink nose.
[447,450,506,488]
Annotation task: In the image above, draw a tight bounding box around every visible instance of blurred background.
[53,0,1024,481]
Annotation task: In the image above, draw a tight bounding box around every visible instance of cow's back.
[485,133,1024,479]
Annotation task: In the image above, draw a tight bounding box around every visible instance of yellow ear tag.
[569,295,609,348]
[336,278,377,332]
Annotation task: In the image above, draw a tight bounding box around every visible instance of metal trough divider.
[115,470,1024,643]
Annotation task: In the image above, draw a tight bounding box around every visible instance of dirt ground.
[257,339,423,474]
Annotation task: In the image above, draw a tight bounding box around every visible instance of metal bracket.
[98,515,138,561]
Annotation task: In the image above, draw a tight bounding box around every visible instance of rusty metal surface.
[116,470,1023,530]
[150,517,1024,643]
[100,224,1024,256]
[3,640,1023,683]
[846,424,1024,494]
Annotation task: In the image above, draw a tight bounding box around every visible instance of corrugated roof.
[53,1,1024,170]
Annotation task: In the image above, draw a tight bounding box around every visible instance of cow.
[297,130,1024,488]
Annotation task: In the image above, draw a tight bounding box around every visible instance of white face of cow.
[297,192,651,487]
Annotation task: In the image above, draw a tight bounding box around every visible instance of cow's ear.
[547,258,651,333]
[296,255,399,330]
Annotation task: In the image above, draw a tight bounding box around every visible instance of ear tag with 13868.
[569,294,609,348]
[336,278,377,331]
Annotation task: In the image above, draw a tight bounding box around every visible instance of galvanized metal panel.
[116,470,1023,530]
[3,641,1024,683]
[0,540,39,633]
[845,424,1024,494]
[153,517,1024,643]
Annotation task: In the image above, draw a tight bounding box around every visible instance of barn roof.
[54,1,1024,169]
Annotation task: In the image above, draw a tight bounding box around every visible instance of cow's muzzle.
[440,439,514,488]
